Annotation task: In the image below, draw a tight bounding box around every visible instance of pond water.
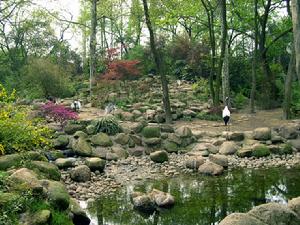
[81,166,300,225]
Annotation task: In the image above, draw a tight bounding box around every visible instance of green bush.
[252,145,270,158]
[191,78,210,101]
[233,92,248,109]
[0,84,51,154]
[22,58,75,99]
[95,116,123,135]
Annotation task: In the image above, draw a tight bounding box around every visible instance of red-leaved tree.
[101,48,141,80]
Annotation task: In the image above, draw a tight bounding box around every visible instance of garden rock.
[86,124,96,135]
[27,210,52,225]
[85,157,106,172]
[55,158,76,169]
[288,139,300,151]
[91,133,113,147]
[142,126,161,138]
[219,141,238,155]
[111,146,128,159]
[91,147,108,159]
[219,213,268,225]
[41,179,70,210]
[168,133,182,145]
[0,154,21,170]
[144,137,161,146]
[53,135,69,148]
[132,194,155,213]
[150,150,168,163]
[149,189,175,207]
[223,131,245,141]
[73,137,93,156]
[253,127,271,140]
[74,131,88,139]
[175,126,192,138]
[198,161,224,176]
[70,165,91,182]
[248,202,300,225]
[160,124,174,133]
[183,109,197,117]
[114,133,130,145]
[209,154,228,167]
[29,161,61,181]
[278,124,299,139]
[9,168,42,191]
[237,147,253,157]
[130,135,143,146]
[128,147,144,156]
[185,156,205,170]
[252,144,270,158]
[288,197,300,218]
[70,198,91,225]
[64,123,85,135]
[163,140,179,153]
[105,152,119,161]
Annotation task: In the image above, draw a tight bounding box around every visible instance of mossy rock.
[150,150,169,163]
[91,133,113,147]
[163,140,179,153]
[0,154,21,170]
[64,123,85,135]
[53,135,69,148]
[74,131,88,139]
[22,151,48,162]
[142,126,161,138]
[73,137,93,156]
[28,210,52,225]
[48,150,65,160]
[252,145,270,158]
[28,161,61,181]
[86,124,96,135]
[0,192,20,207]
[85,158,106,172]
[41,180,70,210]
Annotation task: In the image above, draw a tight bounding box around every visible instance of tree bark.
[142,0,172,123]
[89,0,98,101]
[250,0,259,113]
[283,47,296,119]
[291,0,300,82]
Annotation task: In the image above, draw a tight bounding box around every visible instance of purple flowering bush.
[41,102,78,128]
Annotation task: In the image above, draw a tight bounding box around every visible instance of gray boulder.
[175,126,192,138]
[91,133,113,147]
[219,141,238,155]
[198,161,224,176]
[209,154,228,167]
[55,158,76,169]
[289,139,300,151]
[114,133,130,145]
[150,150,168,163]
[85,157,106,172]
[253,127,271,140]
[70,165,91,182]
[279,124,299,139]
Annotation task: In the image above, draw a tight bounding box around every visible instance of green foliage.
[196,112,221,121]
[95,116,123,135]
[191,78,210,101]
[252,145,271,158]
[233,92,248,109]
[279,143,293,155]
[0,84,51,154]
[22,58,75,99]
[291,82,300,117]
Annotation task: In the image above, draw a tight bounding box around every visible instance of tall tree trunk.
[216,0,227,105]
[283,47,296,119]
[82,23,87,70]
[142,0,172,123]
[89,0,98,101]
[222,43,229,104]
[292,0,300,82]
[250,0,259,113]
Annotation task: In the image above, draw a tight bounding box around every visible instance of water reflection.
[82,166,300,225]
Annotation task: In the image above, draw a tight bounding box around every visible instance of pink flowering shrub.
[41,102,78,128]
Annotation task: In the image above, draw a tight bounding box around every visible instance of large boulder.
[114,133,130,145]
[168,133,182,145]
[253,127,271,140]
[175,126,193,138]
[53,135,69,148]
[223,132,245,141]
[150,150,168,163]
[198,161,224,176]
[73,137,93,156]
[41,180,70,210]
[209,154,228,167]
[92,147,109,159]
[149,189,175,207]
[70,198,91,225]
[219,213,268,225]
[288,197,300,218]
[219,141,238,155]
[70,165,91,182]
[278,124,299,139]
[193,143,218,154]
[85,157,106,172]
[163,140,179,153]
[111,146,128,159]
[248,202,300,225]
[91,133,113,147]
[142,126,161,138]
[29,161,61,181]
[0,154,21,170]
[185,156,205,170]
[9,168,42,191]
[55,158,76,169]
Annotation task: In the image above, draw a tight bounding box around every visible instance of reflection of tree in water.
[86,166,300,225]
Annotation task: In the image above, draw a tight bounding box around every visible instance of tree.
[291,0,300,81]
[142,0,172,123]
[90,0,98,100]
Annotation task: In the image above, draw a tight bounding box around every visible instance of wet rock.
[219,141,238,155]
[70,198,91,225]
[198,161,224,176]
[91,133,113,147]
[248,202,300,225]
[253,127,271,141]
[185,156,205,170]
[70,165,91,182]
[150,150,168,163]
[209,154,228,167]
[85,158,106,172]
[219,213,268,225]
[132,194,156,213]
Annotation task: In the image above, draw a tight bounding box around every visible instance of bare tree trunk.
[82,23,87,70]
[222,42,229,104]
[250,0,259,113]
[283,47,296,119]
[216,0,227,105]
[142,0,172,123]
[292,0,300,82]
[89,0,98,101]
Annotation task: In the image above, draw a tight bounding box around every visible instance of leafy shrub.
[95,116,123,135]
[252,145,270,158]
[233,92,248,109]
[191,78,210,101]
[41,102,78,128]
[0,85,51,154]
[22,58,75,99]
